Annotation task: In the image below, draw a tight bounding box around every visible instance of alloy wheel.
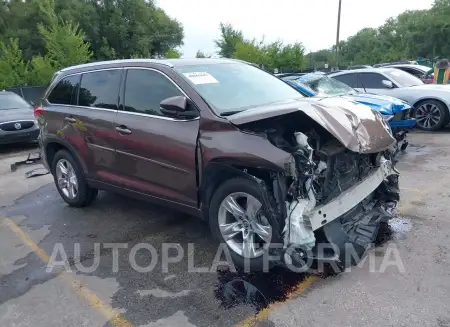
[416,102,442,129]
[55,159,78,200]
[218,192,272,259]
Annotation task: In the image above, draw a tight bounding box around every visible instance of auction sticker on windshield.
[183,72,219,84]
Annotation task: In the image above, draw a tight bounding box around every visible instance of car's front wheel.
[209,178,275,271]
[415,99,450,131]
[52,149,98,207]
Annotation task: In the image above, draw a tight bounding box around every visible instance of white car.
[329,68,450,131]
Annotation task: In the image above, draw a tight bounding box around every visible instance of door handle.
[64,116,76,123]
[115,126,132,135]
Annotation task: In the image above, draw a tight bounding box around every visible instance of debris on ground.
[25,167,50,178]
[10,152,42,172]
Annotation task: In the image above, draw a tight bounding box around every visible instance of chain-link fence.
[5,85,47,105]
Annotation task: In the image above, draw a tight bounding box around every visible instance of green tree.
[232,39,265,65]
[164,48,182,58]
[311,0,450,66]
[215,23,244,58]
[0,0,184,61]
[0,38,28,88]
[196,50,211,58]
[27,56,54,85]
[38,20,92,70]
[231,38,306,72]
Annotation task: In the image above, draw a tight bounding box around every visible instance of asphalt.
[1,131,450,327]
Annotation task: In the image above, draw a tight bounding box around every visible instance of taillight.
[34,106,44,117]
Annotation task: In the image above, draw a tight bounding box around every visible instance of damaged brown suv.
[37,58,400,270]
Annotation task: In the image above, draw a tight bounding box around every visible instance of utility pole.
[335,0,342,69]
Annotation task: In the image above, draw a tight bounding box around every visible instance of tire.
[414,99,449,131]
[209,178,276,272]
[51,149,98,207]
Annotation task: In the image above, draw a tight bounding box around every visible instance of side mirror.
[160,96,187,113]
[160,96,198,118]
[382,80,394,89]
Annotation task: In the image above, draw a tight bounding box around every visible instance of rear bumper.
[37,133,50,171]
[0,128,40,145]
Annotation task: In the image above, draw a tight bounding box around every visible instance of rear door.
[49,68,123,184]
[113,67,200,207]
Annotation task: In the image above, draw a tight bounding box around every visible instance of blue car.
[280,73,416,152]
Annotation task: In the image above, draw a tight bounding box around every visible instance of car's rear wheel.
[52,149,98,207]
[415,99,449,131]
[209,178,274,271]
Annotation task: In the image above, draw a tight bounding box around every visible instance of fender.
[43,136,89,174]
[199,160,286,242]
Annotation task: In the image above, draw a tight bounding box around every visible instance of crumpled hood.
[341,93,412,115]
[227,98,395,154]
[0,108,34,123]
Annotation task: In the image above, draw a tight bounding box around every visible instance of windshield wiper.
[220,110,243,116]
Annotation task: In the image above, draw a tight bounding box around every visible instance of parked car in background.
[37,58,400,271]
[329,68,450,131]
[0,91,39,145]
[384,64,434,84]
[347,65,372,70]
[281,73,415,152]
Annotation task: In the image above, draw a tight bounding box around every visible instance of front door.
[113,67,200,208]
[357,72,395,95]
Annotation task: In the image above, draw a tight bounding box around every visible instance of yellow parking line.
[235,275,319,327]
[1,217,134,327]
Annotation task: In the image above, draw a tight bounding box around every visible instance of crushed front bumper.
[306,157,398,231]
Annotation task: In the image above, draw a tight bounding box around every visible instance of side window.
[123,69,182,116]
[47,75,80,105]
[332,74,358,88]
[400,68,422,78]
[358,73,386,89]
[78,69,122,110]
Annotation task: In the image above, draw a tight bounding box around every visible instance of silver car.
[0,91,40,144]
[329,68,450,131]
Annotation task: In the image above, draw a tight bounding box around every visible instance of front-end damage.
[230,101,401,269]
[281,132,399,267]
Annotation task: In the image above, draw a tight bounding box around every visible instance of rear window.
[0,93,32,110]
[47,75,80,105]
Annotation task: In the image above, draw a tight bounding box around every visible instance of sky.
[157,0,435,58]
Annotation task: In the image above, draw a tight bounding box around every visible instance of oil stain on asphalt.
[214,219,411,317]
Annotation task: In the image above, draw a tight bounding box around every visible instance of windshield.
[384,69,423,87]
[0,93,32,110]
[298,75,356,96]
[175,63,303,114]
[414,65,433,73]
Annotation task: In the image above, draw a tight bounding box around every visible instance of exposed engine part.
[243,113,401,269]
[283,200,316,249]
[294,132,313,160]
[283,133,318,250]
